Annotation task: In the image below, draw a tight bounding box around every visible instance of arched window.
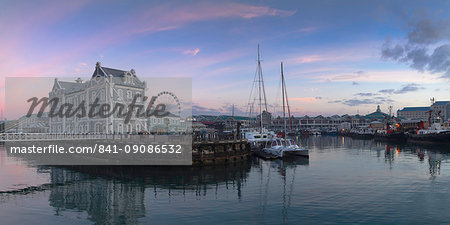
[127,90,132,99]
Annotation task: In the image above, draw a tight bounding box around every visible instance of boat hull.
[374,132,407,142]
[283,149,309,157]
[408,131,450,143]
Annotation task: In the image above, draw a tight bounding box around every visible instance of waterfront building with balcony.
[269,106,387,132]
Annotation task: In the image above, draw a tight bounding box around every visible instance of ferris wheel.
[152,91,181,117]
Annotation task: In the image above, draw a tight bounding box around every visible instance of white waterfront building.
[49,62,147,134]
[397,107,430,120]
[147,113,184,133]
[431,101,450,122]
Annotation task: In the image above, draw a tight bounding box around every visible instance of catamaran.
[262,62,309,157]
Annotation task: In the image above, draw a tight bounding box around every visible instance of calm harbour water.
[1,136,450,224]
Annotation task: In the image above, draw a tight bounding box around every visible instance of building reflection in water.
[6,136,450,224]
[301,136,450,178]
[376,142,447,177]
[45,162,253,224]
[427,151,443,176]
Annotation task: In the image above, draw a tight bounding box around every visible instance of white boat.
[263,138,286,157]
[263,138,309,158]
[262,62,308,158]
[283,139,309,157]
[242,128,276,150]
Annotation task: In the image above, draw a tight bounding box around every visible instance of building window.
[127,90,132,99]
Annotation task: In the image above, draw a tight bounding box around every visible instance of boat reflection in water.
[3,136,450,224]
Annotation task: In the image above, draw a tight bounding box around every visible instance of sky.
[1,0,449,119]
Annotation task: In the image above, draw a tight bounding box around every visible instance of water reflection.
[253,157,309,224]
[301,135,450,177]
[2,137,450,224]
[45,163,252,224]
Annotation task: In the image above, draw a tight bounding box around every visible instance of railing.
[0,132,195,142]
[1,132,244,143]
[192,133,242,143]
[0,133,108,141]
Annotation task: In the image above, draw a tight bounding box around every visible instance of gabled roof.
[92,66,131,78]
[91,62,135,78]
[58,81,85,92]
[19,112,49,119]
[51,79,86,94]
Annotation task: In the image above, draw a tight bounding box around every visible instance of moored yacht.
[263,138,309,158]
[262,62,309,158]
[242,128,276,150]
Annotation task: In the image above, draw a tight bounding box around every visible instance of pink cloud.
[294,55,326,63]
[0,1,294,79]
[289,97,322,103]
[288,41,381,65]
[183,48,200,56]
[123,2,295,36]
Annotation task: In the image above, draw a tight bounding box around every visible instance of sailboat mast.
[282,62,293,134]
[258,44,263,133]
[281,62,287,138]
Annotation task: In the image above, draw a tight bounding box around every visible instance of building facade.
[147,113,185,133]
[269,106,386,132]
[431,101,450,122]
[49,62,147,134]
[397,107,430,120]
[18,113,49,133]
